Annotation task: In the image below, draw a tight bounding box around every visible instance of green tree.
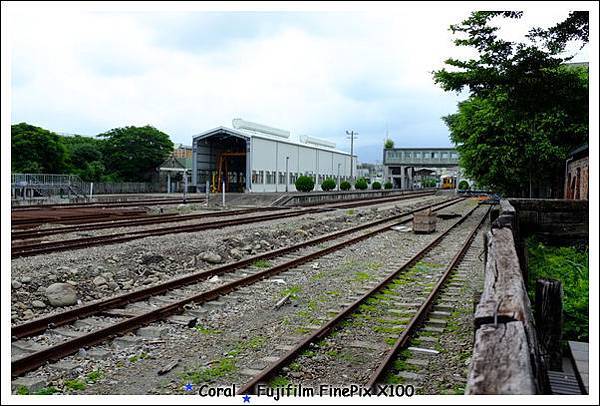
[11,123,66,173]
[79,161,106,182]
[321,178,336,191]
[354,178,368,190]
[384,139,394,149]
[433,11,589,197]
[340,181,351,191]
[98,126,173,182]
[295,175,315,192]
[68,143,103,169]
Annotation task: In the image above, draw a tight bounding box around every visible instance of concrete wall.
[508,198,588,244]
[250,136,354,193]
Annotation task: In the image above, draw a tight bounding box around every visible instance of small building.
[191,119,357,192]
[158,155,192,193]
[564,143,588,200]
[383,147,459,189]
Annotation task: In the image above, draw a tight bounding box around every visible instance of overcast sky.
[9,4,588,163]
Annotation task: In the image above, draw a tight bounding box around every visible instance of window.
[414,152,421,159]
[405,152,412,158]
[442,152,448,159]
[451,152,458,159]
[265,171,275,184]
[252,170,264,184]
[434,152,440,159]
[279,171,286,184]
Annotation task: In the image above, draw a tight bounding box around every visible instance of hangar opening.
[194,130,249,193]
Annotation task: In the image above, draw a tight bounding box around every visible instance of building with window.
[192,119,357,192]
[383,147,459,189]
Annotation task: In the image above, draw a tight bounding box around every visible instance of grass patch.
[128,352,149,363]
[353,271,372,282]
[289,362,302,372]
[194,326,223,335]
[181,357,237,384]
[64,379,86,392]
[15,386,29,395]
[35,386,58,395]
[270,376,291,388]
[253,259,272,268]
[309,271,326,282]
[527,237,589,341]
[346,209,356,216]
[85,370,104,384]
[300,350,316,358]
[281,285,302,300]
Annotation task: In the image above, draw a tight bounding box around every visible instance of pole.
[89,182,94,200]
[285,156,289,193]
[205,180,209,207]
[167,174,171,194]
[337,163,341,190]
[222,180,225,207]
[183,170,188,203]
[346,130,358,181]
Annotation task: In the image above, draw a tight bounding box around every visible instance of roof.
[192,126,355,157]
[568,143,588,159]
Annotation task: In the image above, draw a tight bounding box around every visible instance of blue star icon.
[184,383,193,392]
[242,394,251,403]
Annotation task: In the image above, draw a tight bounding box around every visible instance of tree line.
[11,123,174,182]
[434,11,589,197]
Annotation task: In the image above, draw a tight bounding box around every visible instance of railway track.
[11,192,436,258]
[11,192,435,240]
[11,197,465,378]
[11,197,208,211]
[236,203,489,394]
[11,207,287,240]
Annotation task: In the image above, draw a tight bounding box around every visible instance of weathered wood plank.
[474,228,530,326]
[466,321,536,394]
[535,279,563,370]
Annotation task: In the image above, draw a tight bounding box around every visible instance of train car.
[440,175,457,189]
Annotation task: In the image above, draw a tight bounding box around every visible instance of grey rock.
[12,377,47,393]
[202,252,222,264]
[45,283,78,307]
[107,281,119,290]
[32,300,46,309]
[93,276,107,286]
[229,248,243,259]
[20,276,32,284]
[11,280,22,289]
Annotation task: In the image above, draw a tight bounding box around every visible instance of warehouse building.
[191,119,357,193]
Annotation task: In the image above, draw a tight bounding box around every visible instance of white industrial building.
[192,119,357,193]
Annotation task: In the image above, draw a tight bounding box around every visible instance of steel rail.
[10,208,324,258]
[12,192,434,241]
[366,205,490,390]
[236,203,484,395]
[11,192,438,258]
[11,199,466,377]
[12,197,463,340]
[11,197,208,211]
[11,207,286,240]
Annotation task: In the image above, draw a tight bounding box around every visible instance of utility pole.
[285,156,289,193]
[346,130,358,181]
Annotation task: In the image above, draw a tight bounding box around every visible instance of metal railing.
[11,173,88,199]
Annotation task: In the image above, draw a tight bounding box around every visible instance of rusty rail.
[11,198,464,377]
[237,203,485,394]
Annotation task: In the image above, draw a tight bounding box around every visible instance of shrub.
[295,175,315,192]
[458,180,470,190]
[384,139,394,149]
[371,181,382,190]
[384,181,393,189]
[354,178,368,190]
[527,237,588,341]
[321,178,336,191]
[340,181,351,191]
